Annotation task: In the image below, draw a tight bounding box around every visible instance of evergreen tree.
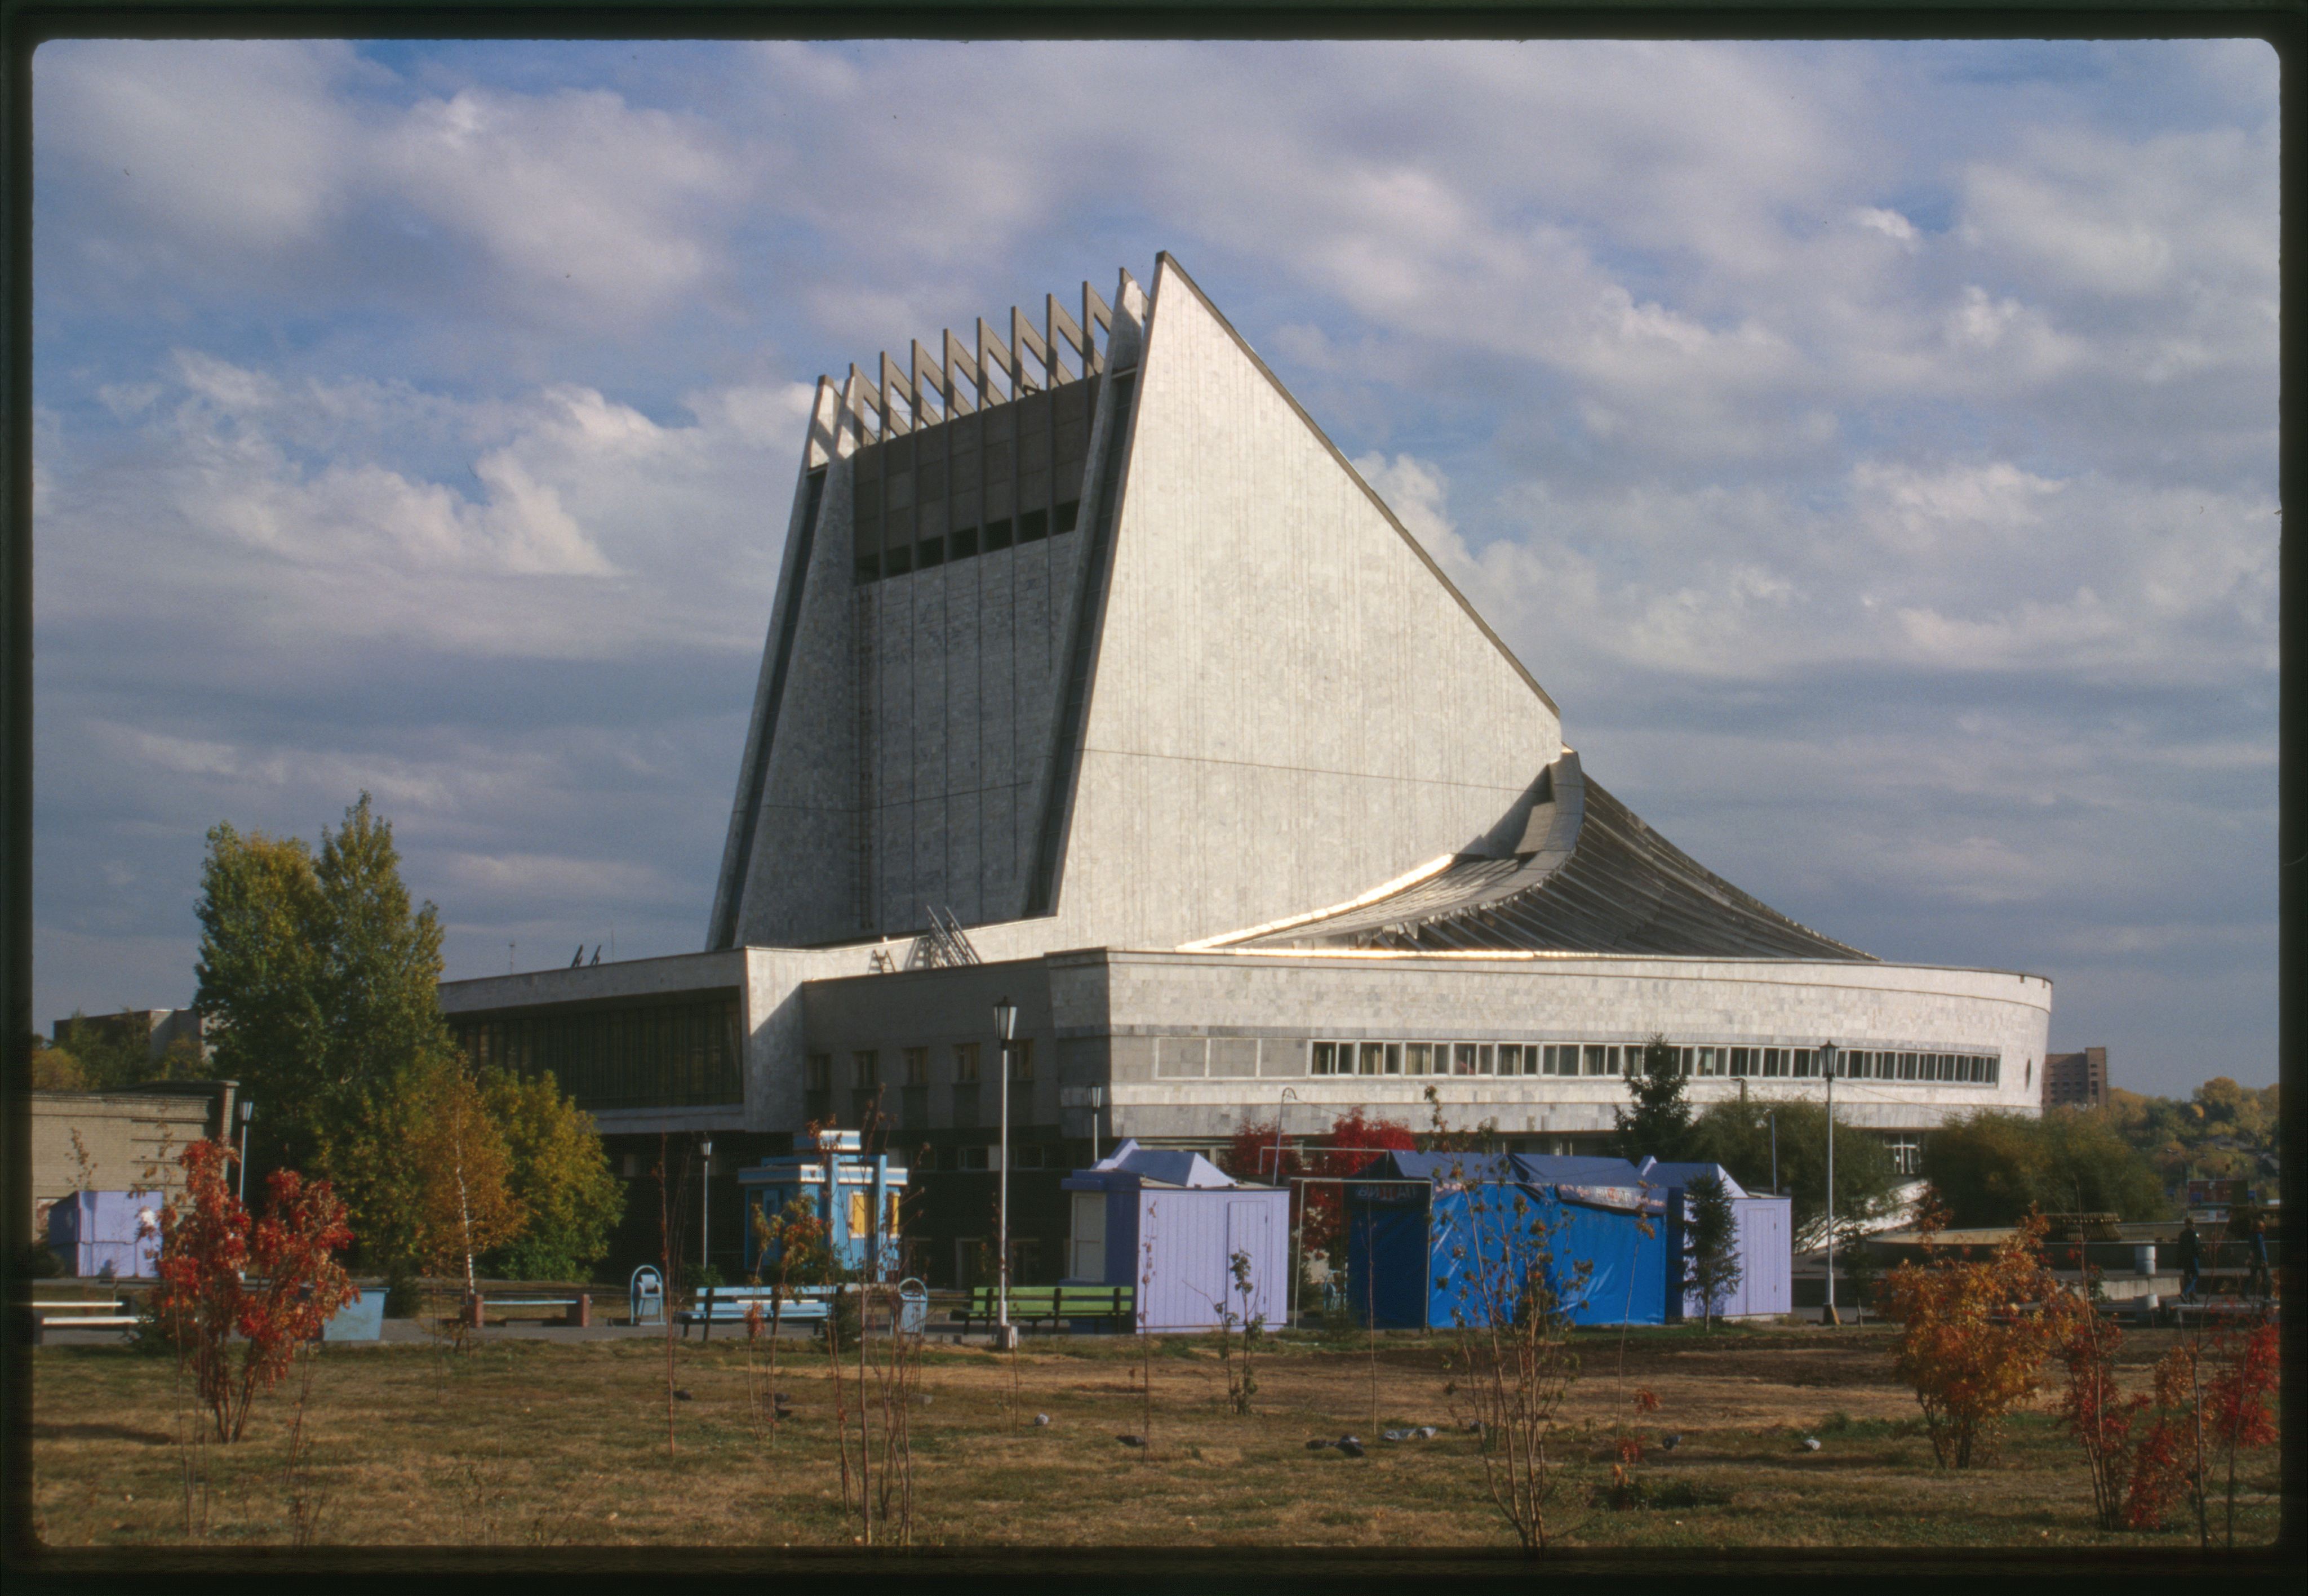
[1683,1172,1743,1329]
[1613,1034,1695,1163]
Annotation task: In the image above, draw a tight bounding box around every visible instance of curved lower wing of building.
[1212,750,1871,961]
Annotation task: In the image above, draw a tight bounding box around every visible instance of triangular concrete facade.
[1033,256,1562,950]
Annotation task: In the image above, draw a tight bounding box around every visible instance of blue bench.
[678,1286,833,1340]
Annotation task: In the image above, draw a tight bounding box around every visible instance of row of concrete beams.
[836,275,1131,445]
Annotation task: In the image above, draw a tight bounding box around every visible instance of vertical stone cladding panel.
[912,561,949,921]
[1048,260,1564,952]
[876,571,916,927]
[1013,521,1057,898]
[979,543,1022,918]
[946,548,984,923]
[725,425,862,949]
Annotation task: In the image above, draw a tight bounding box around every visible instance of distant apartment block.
[2040,1047,2108,1109]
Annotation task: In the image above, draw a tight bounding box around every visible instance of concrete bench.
[464,1292,592,1329]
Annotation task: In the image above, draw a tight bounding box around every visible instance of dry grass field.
[28,1322,2281,1551]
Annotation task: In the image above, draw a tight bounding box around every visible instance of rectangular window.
[949,524,979,559]
[916,535,944,568]
[1898,1051,1918,1081]
[1985,1056,2000,1086]
[961,1145,989,1171]
[1384,1043,1403,1075]
[849,1190,869,1237]
[903,1046,929,1087]
[1405,1043,1432,1076]
[1793,1048,1817,1078]
[1312,1042,1339,1076]
[1476,1045,1495,1076]
[1729,1048,1753,1078]
[1011,1038,1035,1082]
[884,544,913,576]
[1070,1191,1106,1281]
[853,1050,879,1088]
[1888,1136,1922,1176]
[983,516,1014,551]
[1762,1047,1786,1078]
[1694,1047,1720,1078]
[1019,507,1049,542]
[1454,1043,1478,1077]
[1359,1042,1384,1077]
[1054,499,1081,534]
[953,1041,981,1083]
[854,554,880,583]
[1495,1044,1520,1075]
[806,1053,832,1091]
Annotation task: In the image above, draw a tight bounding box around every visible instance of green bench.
[956,1284,1134,1334]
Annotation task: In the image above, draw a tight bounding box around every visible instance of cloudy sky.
[32,38,2275,1095]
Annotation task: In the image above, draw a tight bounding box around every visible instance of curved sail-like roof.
[1218,751,1872,961]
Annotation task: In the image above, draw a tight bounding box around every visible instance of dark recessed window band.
[854,506,1082,585]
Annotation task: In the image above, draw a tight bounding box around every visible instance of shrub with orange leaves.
[152,1137,356,1443]
[1876,1210,2066,1468]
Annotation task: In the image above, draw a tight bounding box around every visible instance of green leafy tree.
[1683,1172,1742,1329]
[51,1011,163,1091]
[194,822,330,1170]
[1923,1108,2169,1228]
[1689,1098,1901,1250]
[197,794,455,1177]
[483,1067,625,1281]
[30,1037,89,1092]
[1613,1035,1695,1163]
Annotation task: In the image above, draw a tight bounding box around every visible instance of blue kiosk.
[738,1128,909,1282]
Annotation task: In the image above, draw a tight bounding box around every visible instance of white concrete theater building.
[441,256,2052,1285]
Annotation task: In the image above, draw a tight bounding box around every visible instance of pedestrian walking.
[2175,1216,2202,1303]
[2246,1216,2271,1302]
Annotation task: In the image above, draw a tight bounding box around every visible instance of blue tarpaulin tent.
[1344,1152,1788,1326]
[1347,1154,1670,1328]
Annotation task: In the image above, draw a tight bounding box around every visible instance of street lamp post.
[237,1099,254,1203]
[1819,1041,1839,1326]
[700,1137,713,1274]
[993,997,1019,1350]
[1272,1087,1301,1323]
[1768,1109,1778,1195]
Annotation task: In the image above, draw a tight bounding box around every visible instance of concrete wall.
[32,1084,236,1243]
[1044,948,2052,1144]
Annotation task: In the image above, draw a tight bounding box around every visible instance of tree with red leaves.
[2054,1295,2145,1530]
[2205,1318,2279,1546]
[1222,1108,1416,1279]
[152,1137,355,1443]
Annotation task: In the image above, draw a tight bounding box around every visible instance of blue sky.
[31,39,2277,1095]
